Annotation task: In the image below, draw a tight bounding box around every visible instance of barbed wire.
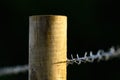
[0,65,28,76]
[0,46,120,76]
[67,46,120,65]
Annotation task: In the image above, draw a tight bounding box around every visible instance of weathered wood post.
[29,15,67,80]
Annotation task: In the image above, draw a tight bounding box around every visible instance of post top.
[29,15,67,18]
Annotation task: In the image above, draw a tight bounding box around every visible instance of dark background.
[0,0,120,80]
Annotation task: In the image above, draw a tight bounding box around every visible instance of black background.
[0,0,120,80]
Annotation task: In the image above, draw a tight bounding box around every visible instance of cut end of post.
[29,15,67,17]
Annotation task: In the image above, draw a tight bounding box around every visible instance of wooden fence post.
[29,15,67,80]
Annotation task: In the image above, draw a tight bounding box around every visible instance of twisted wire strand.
[0,47,120,76]
[67,47,120,65]
[0,65,28,76]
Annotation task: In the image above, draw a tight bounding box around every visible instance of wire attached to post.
[0,46,120,76]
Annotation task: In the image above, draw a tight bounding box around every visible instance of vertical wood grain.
[29,15,67,80]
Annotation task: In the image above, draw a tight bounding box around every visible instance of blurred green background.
[0,0,120,80]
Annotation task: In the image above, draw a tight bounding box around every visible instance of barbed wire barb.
[0,46,120,76]
[67,46,120,65]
